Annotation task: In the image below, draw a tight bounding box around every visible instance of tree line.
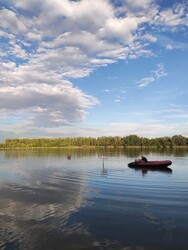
[0,135,188,148]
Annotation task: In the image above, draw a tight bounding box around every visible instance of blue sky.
[0,0,188,141]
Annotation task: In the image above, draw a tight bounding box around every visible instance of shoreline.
[0,145,188,150]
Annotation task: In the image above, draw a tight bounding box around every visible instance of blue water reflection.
[0,148,188,250]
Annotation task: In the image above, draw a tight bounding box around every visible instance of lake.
[0,148,188,250]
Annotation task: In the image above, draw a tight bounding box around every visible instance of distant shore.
[0,135,187,149]
[0,145,188,150]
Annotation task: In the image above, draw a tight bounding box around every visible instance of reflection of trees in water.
[0,149,187,250]
[125,147,188,158]
[3,147,188,160]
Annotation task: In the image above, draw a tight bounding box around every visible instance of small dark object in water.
[67,155,71,160]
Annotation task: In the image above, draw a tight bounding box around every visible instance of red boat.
[128,160,172,168]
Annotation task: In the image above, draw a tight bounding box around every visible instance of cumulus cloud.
[0,8,27,34]
[0,0,187,139]
[0,84,98,127]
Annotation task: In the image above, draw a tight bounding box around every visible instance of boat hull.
[128,160,172,168]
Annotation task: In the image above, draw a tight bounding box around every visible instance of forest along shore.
[0,135,188,149]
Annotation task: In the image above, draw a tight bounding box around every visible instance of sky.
[0,0,188,141]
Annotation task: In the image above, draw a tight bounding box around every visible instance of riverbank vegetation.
[0,135,188,149]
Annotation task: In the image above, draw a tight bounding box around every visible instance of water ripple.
[0,152,188,249]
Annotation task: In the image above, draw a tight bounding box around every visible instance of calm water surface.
[0,148,188,250]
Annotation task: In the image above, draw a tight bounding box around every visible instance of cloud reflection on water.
[0,149,188,250]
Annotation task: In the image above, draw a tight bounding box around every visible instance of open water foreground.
[0,148,188,250]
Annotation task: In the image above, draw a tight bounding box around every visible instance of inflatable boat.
[128,160,172,168]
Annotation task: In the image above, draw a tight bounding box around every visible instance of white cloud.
[152,63,167,78]
[61,66,93,79]
[1,120,188,140]
[142,34,157,42]
[154,109,184,114]
[166,44,174,50]
[0,29,15,40]
[0,8,27,34]
[99,16,146,43]
[153,2,188,29]
[125,0,154,12]
[155,33,188,51]
[102,122,188,138]
[9,42,28,59]
[0,0,187,140]
[0,84,99,127]
[137,63,167,88]
[125,0,154,9]
[102,88,116,93]
[137,77,155,88]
